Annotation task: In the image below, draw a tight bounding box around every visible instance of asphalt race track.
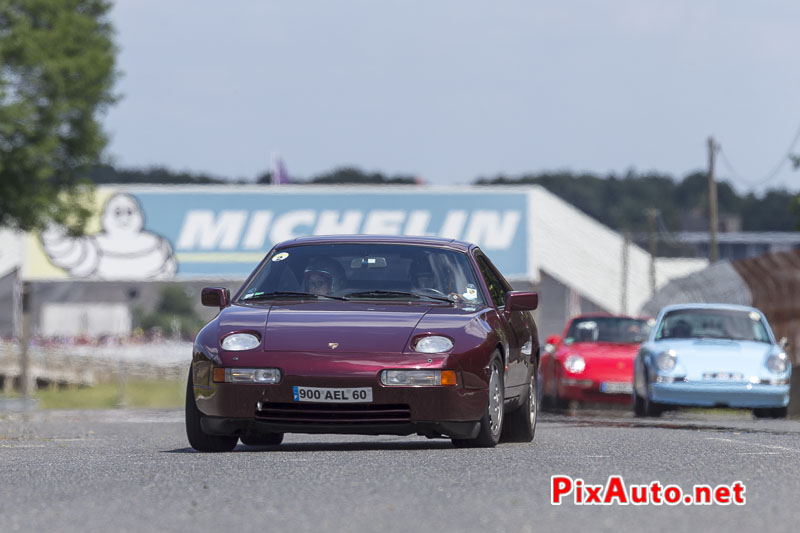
[1,408,798,533]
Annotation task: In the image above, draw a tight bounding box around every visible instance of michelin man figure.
[40,193,177,279]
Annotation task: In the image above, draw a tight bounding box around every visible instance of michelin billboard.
[24,186,533,280]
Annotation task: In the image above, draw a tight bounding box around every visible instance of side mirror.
[779,337,789,350]
[201,287,230,309]
[505,291,538,312]
[544,335,560,355]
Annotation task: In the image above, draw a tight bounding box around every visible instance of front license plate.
[600,382,633,394]
[292,386,373,403]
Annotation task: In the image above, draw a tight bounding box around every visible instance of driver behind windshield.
[302,258,344,296]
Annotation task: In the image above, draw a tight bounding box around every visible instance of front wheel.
[633,380,662,418]
[185,369,238,452]
[502,370,537,443]
[453,355,504,448]
[753,407,788,419]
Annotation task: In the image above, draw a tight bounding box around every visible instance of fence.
[0,340,191,392]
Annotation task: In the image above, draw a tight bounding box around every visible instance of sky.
[103,0,800,193]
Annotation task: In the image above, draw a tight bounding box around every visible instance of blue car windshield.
[655,309,771,343]
[239,243,485,304]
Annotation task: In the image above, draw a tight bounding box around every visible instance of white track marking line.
[705,437,800,453]
[736,452,781,455]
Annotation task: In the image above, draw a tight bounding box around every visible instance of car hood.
[265,301,433,353]
[650,339,773,378]
[218,301,488,354]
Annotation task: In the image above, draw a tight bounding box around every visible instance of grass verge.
[33,380,185,409]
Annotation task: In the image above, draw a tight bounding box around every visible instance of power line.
[714,119,800,192]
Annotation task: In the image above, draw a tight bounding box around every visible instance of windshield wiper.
[241,291,348,301]
[343,290,453,303]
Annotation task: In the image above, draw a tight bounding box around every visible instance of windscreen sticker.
[463,284,478,301]
[272,252,289,262]
[749,311,760,321]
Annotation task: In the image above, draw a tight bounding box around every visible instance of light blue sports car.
[633,304,791,418]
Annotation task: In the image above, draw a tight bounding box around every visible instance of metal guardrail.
[0,340,191,392]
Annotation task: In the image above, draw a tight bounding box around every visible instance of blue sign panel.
[31,186,530,280]
[132,188,529,278]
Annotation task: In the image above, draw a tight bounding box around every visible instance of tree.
[0,0,117,234]
[311,166,416,184]
[136,286,205,341]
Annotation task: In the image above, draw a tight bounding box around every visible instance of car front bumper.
[193,374,489,439]
[650,381,790,408]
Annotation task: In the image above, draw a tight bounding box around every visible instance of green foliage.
[477,170,799,233]
[138,286,205,340]
[0,0,117,233]
[88,164,228,185]
[35,379,185,409]
[310,166,416,184]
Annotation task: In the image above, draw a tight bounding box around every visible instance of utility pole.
[708,136,719,263]
[646,208,658,297]
[620,230,630,314]
[20,281,31,403]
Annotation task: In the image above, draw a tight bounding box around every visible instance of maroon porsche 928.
[186,236,540,451]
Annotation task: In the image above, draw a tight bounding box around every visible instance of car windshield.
[564,317,653,344]
[654,308,771,343]
[238,243,485,304]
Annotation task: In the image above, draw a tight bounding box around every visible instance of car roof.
[658,303,764,315]
[279,234,475,252]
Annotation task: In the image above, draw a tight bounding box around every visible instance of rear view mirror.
[201,287,230,309]
[505,291,538,312]
[544,335,561,354]
[546,335,561,346]
[779,337,789,350]
[350,257,387,268]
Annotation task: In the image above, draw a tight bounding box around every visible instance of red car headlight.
[564,355,586,374]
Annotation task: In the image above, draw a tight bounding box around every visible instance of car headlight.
[380,369,457,386]
[767,352,788,374]
[221,333,260,351]
[564,355,586,374]
[656,350,677,372]
[413,336,454,353]
[213,367,281,383]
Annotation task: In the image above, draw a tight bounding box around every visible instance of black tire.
[641,385,662,417]
[185,369,238,452]
[240,433,284,446]
[502,370,538,443]
[452,355,504,448]
[633,387,647,417]
[771,407,789,418]
[553,385,570,411]
[633,369,661,418]
[754,407,788,419]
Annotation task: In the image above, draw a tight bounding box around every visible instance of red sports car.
[186,235,540,451]
[538,314,653,409]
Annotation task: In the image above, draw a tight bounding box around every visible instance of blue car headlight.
[656,350,677,372]
[767,352,788,374]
